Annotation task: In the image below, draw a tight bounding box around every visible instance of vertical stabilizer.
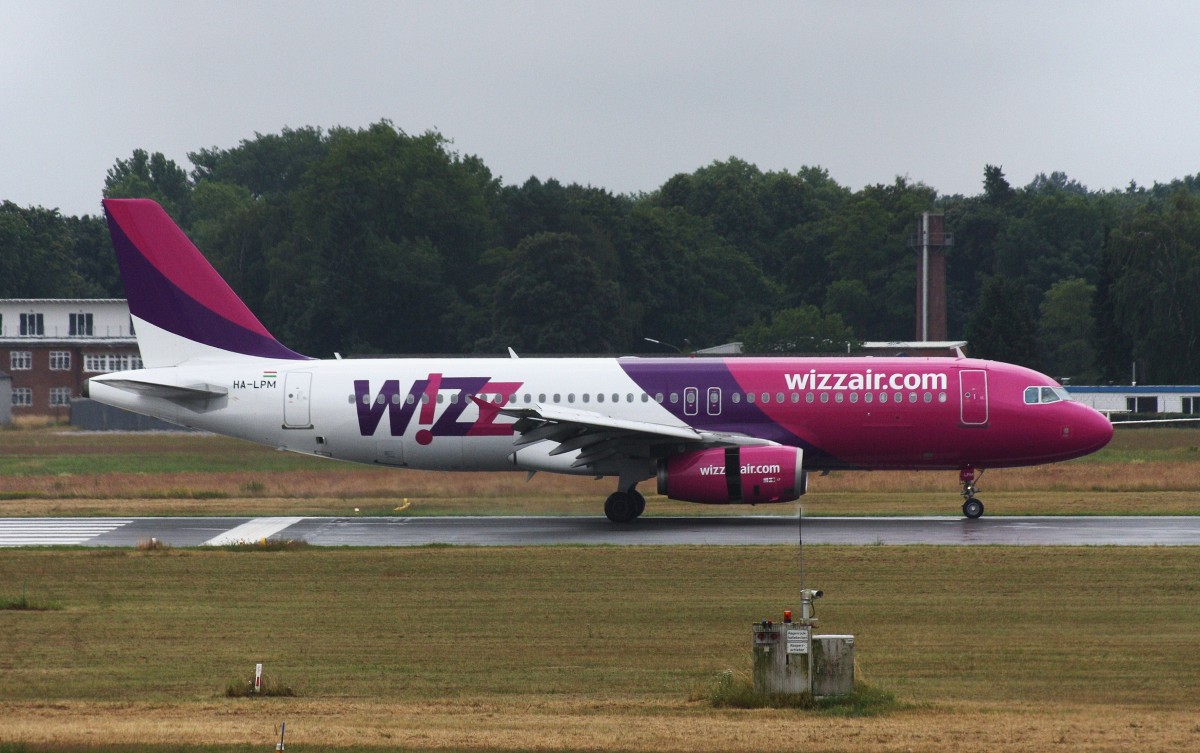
[103,198,309,367]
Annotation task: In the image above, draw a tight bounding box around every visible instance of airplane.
[86,198,1115,522]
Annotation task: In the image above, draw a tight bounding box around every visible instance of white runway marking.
[0,519,132,546]
[204,517,304,546]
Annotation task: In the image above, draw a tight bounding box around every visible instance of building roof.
[1067,385,1200,394]
[0,338,138,347]
[0,298,127,304]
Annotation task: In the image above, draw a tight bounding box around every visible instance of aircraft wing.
[493,401,776,470]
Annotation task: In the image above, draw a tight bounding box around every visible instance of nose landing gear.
[960,467,985,519]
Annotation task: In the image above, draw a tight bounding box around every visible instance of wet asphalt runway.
[2,515,1200,547]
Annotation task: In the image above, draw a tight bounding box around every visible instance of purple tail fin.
[104,199,309,366]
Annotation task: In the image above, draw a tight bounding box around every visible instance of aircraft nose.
[1075,407,1114,454]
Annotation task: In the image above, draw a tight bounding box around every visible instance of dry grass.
[0,426,1198,517]
[1,699,1197,752]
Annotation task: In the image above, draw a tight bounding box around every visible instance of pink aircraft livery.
[88,199,1114,521]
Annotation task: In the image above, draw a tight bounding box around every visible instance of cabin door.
[959,369,989,426]
[284,372,313,429]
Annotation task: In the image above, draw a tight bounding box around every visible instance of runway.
[2,515,1200,547]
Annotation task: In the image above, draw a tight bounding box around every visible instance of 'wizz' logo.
[354,374,522,445]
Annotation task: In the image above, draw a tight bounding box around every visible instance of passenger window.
[392,393,401,404]
[582,393,590,403]
[348,394,355,404]
[864,392,873,404]
[553,393,560,403]
[641,393,649,403]
[938,392,947,403]
[616,394,622,403]
[761,392,770,404]
[524,394,532,404]
[806,392,814,404]
[835,393,844,404]
[539,393,547,403]
[421,394,430,405]
[893,392,902,403]
[732,392,741,404]
[407,394,416,405]
[908,392,917,403]
[850,392,859,404]
[655,393,664,403]
[776,392,785,403]
[670,393,679,404]
[747,392,756,404]
[820,393,830,404]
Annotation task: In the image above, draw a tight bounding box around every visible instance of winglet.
[103,198,309,366]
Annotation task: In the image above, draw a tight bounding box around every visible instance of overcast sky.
[3,1,1199,217]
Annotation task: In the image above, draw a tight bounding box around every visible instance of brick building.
[1,299,141,419]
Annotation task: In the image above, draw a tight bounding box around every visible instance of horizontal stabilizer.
[93,378,228,403]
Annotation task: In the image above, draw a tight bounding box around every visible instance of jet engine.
[657,446,806,504]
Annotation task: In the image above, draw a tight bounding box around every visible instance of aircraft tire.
[630,490,646,519]
[962,498,984,519]
[605,492,638,523]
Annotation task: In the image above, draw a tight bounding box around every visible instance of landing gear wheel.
[962,498,984,519]
[630,490,646,518]
[605,492,638,523]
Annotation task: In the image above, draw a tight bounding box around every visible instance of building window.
[10,351,32,370]
[49,387,72,407]
[12,388,32,407]
[1183,397,1200,415]
[19,313,44,336]
[1126,396,1158,414]
[69,313,94,336]
[83,353,142,372]
[50,351,71,370]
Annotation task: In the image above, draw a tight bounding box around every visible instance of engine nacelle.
[657,446,806,504]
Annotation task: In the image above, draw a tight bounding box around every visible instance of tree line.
[1,121,1198,383]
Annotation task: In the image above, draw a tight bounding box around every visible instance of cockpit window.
[1025,385,1072,404]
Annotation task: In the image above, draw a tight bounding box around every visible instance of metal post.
[921,212,930,342]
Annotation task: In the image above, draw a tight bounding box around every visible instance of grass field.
[0,425,1199,517]
[1,425,1198,751]
[1,545,1198,752]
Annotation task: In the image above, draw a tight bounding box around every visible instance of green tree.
[737,305,856,354]
[1104,191,1200,383]
[103,149,193,224]
[486,233,621,353]
[964,276,1038,366]
[1038,277,1097,381]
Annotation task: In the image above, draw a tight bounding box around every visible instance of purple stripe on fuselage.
[618,358,841,466]
[108,216,309,361]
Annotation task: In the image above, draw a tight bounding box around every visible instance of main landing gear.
[604,488,646,523]
[960,467,985,519]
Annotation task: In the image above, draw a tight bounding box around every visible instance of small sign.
[786,628,810,654]
[254,663,263,693]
